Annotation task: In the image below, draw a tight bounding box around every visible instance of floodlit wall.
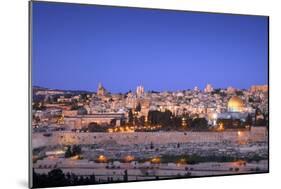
[32,127,268,148]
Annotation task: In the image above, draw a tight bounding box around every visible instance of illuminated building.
[204,84,214,93]
[64,113,125,129]
[250,85,268,93]
[227,86,236,94]
[136,85,144,97]
[194,86,200,92]
[216,96,251,129]
[97,82,108,96]
[228,96,245,112]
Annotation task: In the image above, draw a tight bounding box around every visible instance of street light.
[97,155,107,163]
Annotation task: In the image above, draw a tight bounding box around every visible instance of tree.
[110,119,117,126]
[147,110,173,129]
[150,142,154,149]
[191,118,208,130]
[148,110,158,125]
[245,114,252,126]
[65,146,72,158]
[128,109,134,125]
[47,169,66,187]
[134,116,139,126]
[89,174,96,184]
[33,168,106,187]
[235,91,244,96]
[139,116,145,126]
[172,116,183,129]
[248,97,254,103]
[80,93,88,101]
[65,145,81,158]
[88,122,110,132]
[162,110,172,127]
[72,145,81,156]
[135,102,141,112]
[123,169,128,182]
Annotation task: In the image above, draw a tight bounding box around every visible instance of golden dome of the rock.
[227,96,245,112]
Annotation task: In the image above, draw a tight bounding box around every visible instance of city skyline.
[32,2,268,93]
[33,83,267,93]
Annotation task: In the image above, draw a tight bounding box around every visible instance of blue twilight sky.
[32,2,268,93]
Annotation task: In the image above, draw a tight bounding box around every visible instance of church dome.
[228,96,244,112]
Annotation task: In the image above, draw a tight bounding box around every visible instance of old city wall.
[32,127,268,148]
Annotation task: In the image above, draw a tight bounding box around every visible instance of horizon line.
[32,84,268,93]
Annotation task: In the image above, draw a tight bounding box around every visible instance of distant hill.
[32,86,93,94]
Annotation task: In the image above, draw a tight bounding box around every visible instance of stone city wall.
[32,127,268,148]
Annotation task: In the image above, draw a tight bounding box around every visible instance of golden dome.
[228,96,244,112]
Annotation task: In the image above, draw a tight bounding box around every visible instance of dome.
[228,96,244,112]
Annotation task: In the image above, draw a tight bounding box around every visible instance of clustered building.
[32,83,268,131]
